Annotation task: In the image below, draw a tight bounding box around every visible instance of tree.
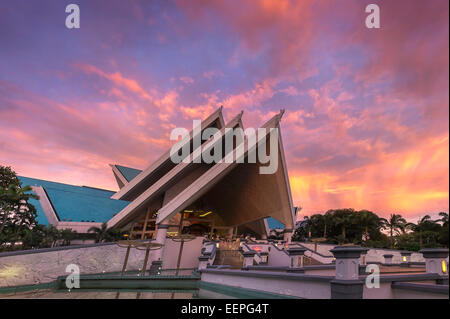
[309,214,328,238]
[22,224,47,249]
[358,210,382,241]
[438,212,449,247]
[380,214,408,248]
[60,228,77,246]
[0,165,39,245]
[88,222,125,243]
[332,209,356,242]
[410,215,430,248]
[409,215,442,248]
[438,212,448,226]
[44,224,60,247]
[88,223,109,243]
[292,216,313,242]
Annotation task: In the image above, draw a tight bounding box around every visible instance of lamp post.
[170,234,196,276]
[400,251,412,267]
[116,239,163,276]
[115,240,163,300]
[419,248,449,276]
[330,246,367,299]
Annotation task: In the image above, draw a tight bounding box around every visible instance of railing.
[293,243,334,264]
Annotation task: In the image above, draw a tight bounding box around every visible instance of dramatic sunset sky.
[0,1,448,221]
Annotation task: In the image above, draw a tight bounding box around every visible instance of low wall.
[201,269,448,299]
[160,236,204,269]
[0,243,146,287]
[297,242,427,263]
[365,248,424,263]
[362,273,448,299]
[200,268,332,299]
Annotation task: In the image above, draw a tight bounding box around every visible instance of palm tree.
[88,223,125,243]
[44,224,61,247]
[409,215,437,249]
[88,223,109,243]
[358,210,382,241]
[317,211,333,238]
[380,214,408,248]
[438,212,449,226]
[333,209,355,242]
[295,216,312,241]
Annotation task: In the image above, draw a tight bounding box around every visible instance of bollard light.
[420,248,449,276]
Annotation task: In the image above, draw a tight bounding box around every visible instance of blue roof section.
[18,176,130,223]
[266,217,285,230]
[115,165,142,182]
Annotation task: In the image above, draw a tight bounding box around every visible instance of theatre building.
[19,107,296,255]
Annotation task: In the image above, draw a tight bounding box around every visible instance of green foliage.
[0,165,39,246]
[396,233,421,251]
[292,209,449,250]
[88,222,126,243]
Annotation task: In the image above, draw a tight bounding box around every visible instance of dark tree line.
[292,208,449,251]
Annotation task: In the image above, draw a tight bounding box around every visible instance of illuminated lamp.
[199,211,212,217]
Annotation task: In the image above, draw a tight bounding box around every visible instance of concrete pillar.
[227,227,234,240]
[400,251,412,267]
[383,254,393,264]
[419,248,449,276]
[287,247,306,268]
[242,250,256,268]
[153,224,169,261]
[283,228,293,242]
[260,252,269,264]
[330,246,367,299]
[360,250,368,265]
[198,255,210,271]
[358,249,369,275]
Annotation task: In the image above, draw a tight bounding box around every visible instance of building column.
[283,228,293,242]
[227,227,234,240]
[360,250,367,265]
[330,246,367,299]
[152,224,169,262]
[260,252,269,264]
